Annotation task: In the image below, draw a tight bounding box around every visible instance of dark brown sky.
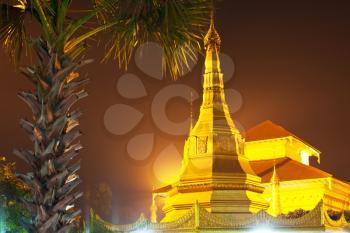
[0,0,350,224]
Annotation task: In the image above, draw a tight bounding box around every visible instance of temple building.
[91,15,350,232]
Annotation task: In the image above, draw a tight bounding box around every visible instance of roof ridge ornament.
[271,160,280,184]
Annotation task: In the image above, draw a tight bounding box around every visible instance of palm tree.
[0,0,211,232]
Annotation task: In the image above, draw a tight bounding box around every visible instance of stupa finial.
[204,9,221,51]
[210,10,214,27]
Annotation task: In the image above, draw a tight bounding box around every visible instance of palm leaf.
[0,4,29,63]
[64,20,118,59]
[55,0,71,33]
[53,1,111,55]
[98,0,212,79]
[31,0,55,42]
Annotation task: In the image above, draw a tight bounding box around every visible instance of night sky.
[0,0,350,224]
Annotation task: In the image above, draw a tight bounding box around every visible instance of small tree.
[0,157,31,233]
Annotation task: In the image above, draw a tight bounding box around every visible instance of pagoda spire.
[193,10,240,139]
[181,10,248,173]
[156,10,269,221]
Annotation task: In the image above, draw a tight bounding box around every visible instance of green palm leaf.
[96,0,212,79]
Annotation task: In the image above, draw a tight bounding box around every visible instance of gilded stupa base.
[160,174,268,222]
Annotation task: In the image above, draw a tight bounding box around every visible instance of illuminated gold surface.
[153,17,350,227]
[156,16,268,222]
[148,15,350,229]
[244,120,321,164]
[91,14,350,232]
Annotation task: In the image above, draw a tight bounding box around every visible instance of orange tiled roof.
[244,120,296,142]
[249,157,331,183]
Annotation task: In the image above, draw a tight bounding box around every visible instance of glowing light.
[131,230,152,233]
[250,228,331,233]
[65,174,78,184]
[65,204,74,211]
[300,150,310,165]
[153,144,182,185]
[13,0,27,10]
[249,226,275,233]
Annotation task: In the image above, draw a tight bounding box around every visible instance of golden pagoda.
[155,14,268,221]
[90,14,350,233]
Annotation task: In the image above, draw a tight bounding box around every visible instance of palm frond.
[53,1,112,57]
[157,0,211,78]
[55,0,71,33]
[98,0,212,79]
[64,20,117,59]
[0,3,29,63]
[31,0,55,42]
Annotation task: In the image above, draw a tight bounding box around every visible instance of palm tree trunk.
[14,38,91,233]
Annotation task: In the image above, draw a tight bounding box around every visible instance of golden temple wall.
[263,178,327,215]
[324,178,350,212]
[245,136,320,164]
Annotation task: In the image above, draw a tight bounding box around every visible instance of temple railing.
[90,201,349,232]
[323,207,350,230]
